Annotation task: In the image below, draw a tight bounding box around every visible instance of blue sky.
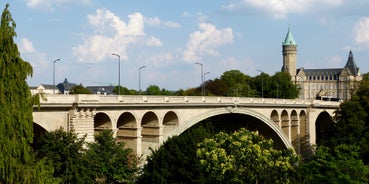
[6,0,369,90]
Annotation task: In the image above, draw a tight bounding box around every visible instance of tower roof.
[344,50,359,76]
[283,27,297,46]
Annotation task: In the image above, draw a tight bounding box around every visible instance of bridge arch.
[281,110,290,140]
[290,110,299,153]
[172,107,293,150]
[141,111,160,141]
[94,112,112,135]
[33,122,48,145]
[299,110,308,156]
[270,110,280,126]
[116,112,138,138]
[316,111,335,145]
[163,111,179,135]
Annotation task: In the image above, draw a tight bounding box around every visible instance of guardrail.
[38,94,341,107]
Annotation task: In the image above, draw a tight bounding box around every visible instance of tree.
[34,128,92,183]
[138,122,215,184]
[220,70,252,96]
[205,78,228,96]
[86,129,139,183]
[252,72,272,98]
[145,85,161,95]
[197,128,297,184]
[296,145,369,184]
[69,84,92,94]
[270,72,299,99]
[113,85,135,95]
[0,4,56,183]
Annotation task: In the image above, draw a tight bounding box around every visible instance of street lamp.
[195,62,204,96]
[139,66,146,95]
[257,69,264,98]
[112,53,120,95]
[53,58,60,94]
[204,72,209,95]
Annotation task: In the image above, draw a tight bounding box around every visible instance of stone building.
[282,28,362,100]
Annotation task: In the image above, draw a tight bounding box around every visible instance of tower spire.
[282,27,297,77]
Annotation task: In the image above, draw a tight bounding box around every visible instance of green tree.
[145,85,161,95]
[220,70,252,96]
[205,78,228,96]
[70,84,92,94]
[297,145,369,184]
[113,85,135,95]
[270,72,299,99]
[252,72,272,98]
[319,95,369,163]
[34,128,92,183]
[0,4,57,183]
[138,122,215,184]
[86,129,139,183]
[197,128,297,184]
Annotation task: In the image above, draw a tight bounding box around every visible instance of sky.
[5,0,369,91]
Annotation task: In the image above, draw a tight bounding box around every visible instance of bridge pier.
[69,107,95,142]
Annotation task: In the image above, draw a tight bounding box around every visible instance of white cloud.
[146,17,161,26]
[223,0,343,19]
[196,12,208,22]
[73,9,146,63]
[146,36,163,47]
[145,17,181,28]
[146,53,174,66]
[26,0,92,11]
[18,38,48,68]
[354,17,369,49]
[183,23,233,62]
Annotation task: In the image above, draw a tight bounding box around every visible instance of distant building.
[282,28,362,100]
[57,78,77,94]
[86,86,115,95]
[30,84,58,95]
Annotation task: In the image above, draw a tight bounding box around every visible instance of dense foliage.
[34,128,139,183]
[137,122,215,183]
[85,130,139,183]
[70,84,92,94]
[34,128,91,183]
[296,145,369,183]
[111,70,299,98]
[0,4,57,183]
[197,128,297,184]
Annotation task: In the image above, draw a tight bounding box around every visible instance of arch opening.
[281,110,290,139]
[270,110,280,126]
[94,112,112,136]
[141,111,160,142]
[163,111,179,135]
[33,122,48,147]
[116,112,138,138]
[299,110,309,157]
[208,113,288,150]
[290,110,299,154]
[315,111,335,145]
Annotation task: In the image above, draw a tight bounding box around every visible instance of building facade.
[282,28,362,100]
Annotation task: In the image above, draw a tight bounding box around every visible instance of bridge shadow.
[206,113,287,150]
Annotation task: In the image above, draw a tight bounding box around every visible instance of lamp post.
[53,58,60,94]
[112,53,120,95]
[204,72,209,95]
[257,70,264,98]
[139,65,146,95]
[195,62,204,96]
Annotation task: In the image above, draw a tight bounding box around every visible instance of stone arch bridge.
[33,94,340,158]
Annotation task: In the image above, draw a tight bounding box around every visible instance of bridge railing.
[37,94,340,107]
